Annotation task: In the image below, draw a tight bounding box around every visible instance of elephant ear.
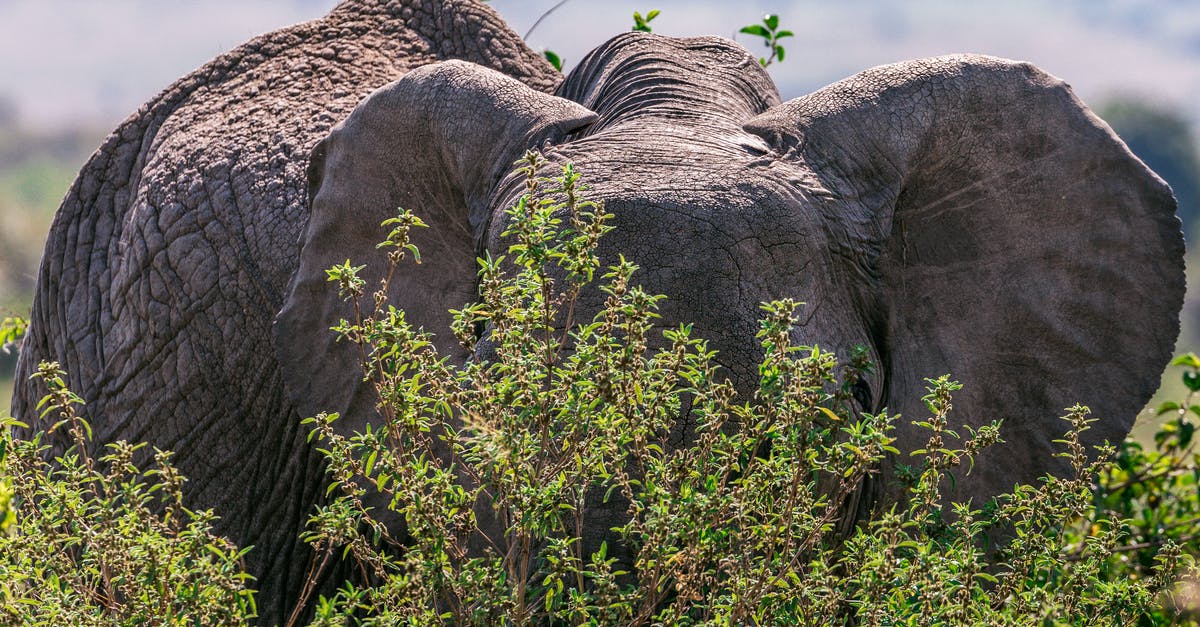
[275,60,596,423]
[744,54,1184,501]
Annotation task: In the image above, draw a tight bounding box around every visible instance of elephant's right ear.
[744,54,1184,503]
[275,61,596,423]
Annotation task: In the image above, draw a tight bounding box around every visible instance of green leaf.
[764,14,779,30]
[542,49,563,71]
[632,11,653,32]
[740,24,771,38]
[1180,420,1196,448]
[1172,353,1200,368]
[817,406,842,423]
[1157,401,1182,415]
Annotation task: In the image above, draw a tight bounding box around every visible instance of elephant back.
[12,1,558,622]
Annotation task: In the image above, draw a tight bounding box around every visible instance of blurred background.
[1,0,1197,437]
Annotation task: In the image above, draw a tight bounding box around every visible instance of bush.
[1078,353,1200,624]
[1,155,1196,625]
[0,361,256,625]
[295,152,1196,625]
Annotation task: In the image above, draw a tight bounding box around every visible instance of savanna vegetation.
[0,153,1198,625]
[3,7,1200,626]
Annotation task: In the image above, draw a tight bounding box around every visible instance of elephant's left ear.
[275,61,596,425]
[744,54,1184,500]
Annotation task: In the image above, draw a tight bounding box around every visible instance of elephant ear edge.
[744,54,1184,503]
[275,61,597,425]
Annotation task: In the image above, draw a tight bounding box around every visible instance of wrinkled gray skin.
[12,1,559,622]
[14,0,1185,622]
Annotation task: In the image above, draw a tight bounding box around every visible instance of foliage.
[0,314,26,355]
[0,314,25,536]
[1074,353,1200,624]
[0,443,10,536]
[631,10,660,33]
[0,154,1196,624]
[739,14,793,68]
[293,152,1191,625]
[542,49,563,72]
[0,362,257,625]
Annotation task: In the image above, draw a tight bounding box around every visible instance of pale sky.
[0,0,1198,129]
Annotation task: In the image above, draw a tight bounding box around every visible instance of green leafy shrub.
[2,154,1197,624]
[740,14,793,67]
[0,314,27,536]
[0,362,256,625]
[1073,353,1200,624]
[294,152,1193,625]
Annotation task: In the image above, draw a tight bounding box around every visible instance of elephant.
[281,32,1185,581]
[13,0,1184,623]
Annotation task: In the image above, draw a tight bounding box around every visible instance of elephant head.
[278,30,1183,549]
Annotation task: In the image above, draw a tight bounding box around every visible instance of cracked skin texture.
[13,0,558,621]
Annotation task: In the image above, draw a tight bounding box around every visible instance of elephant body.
[13,1,558,621]
[14,1,1185,622]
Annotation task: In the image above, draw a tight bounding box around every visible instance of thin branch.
[524,0,573,40]
[286,543,334,627]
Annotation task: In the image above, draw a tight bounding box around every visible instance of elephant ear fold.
[744,54,1184,500]
[274,61,596,424]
